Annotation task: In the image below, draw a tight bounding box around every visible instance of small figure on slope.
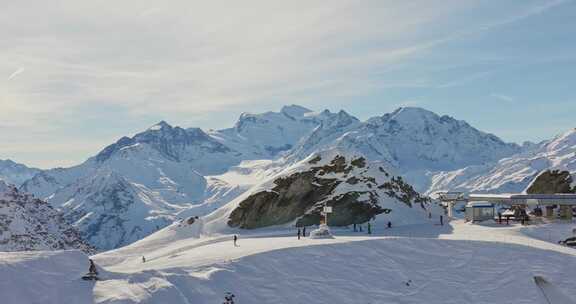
[82,259,99,281]
[233,235,238,247]
[142,256,146,263]
[223,292,235,304]
[297,228,301,240]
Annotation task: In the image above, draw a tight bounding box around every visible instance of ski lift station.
[438,192,576,223]
[465,202,495,222]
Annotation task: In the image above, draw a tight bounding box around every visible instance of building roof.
[466,202,494,208]
[467,193,576,205]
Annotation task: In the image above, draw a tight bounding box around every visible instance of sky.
[0,0,575,169]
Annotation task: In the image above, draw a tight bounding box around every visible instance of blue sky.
[0,0,574,168]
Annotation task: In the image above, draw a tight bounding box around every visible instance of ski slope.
[2,220,576,303]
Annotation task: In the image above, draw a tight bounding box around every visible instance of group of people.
[297,227,307,239]
[351,221,392,233]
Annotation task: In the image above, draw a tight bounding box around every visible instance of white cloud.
[0,0,568,167]
[490,93,516,103]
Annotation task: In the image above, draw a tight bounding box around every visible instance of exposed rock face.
[0,181,93,253]
[527,170,575,194]
[228,154,430,229]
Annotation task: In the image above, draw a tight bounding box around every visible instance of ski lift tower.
[437,192,466,218]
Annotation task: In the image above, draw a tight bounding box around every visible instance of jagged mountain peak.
[95,121,229,164]
[368,106,460,129]
[0,159,41,187]
[391,106,438,118]
[148,120,172,131]
[280,104,313,118]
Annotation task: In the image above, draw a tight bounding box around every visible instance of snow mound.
[309,224,334,239]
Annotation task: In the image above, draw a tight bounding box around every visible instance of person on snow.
[302,226,306,237]
[353,223,357,232]
[440,215,444,226]
[387,221,392,229]
[88,259,98,275]
[233,235,238,247]
[297,228,301,240]
[142,256,146,263]
[367,222,372,234]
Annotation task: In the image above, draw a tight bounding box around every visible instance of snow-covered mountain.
[208,104,326,159]
[427,128,576,194]
[290,107,521,191]
[0,159,41,186]
[16,105,522,249]
[18,106,337,249]
[0,180,92,253]
[188,150,439,236]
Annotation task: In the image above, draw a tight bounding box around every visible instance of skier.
[387,221,392,229]
[367,222,372,234]
[297,228,301,240]
[353,223,357,232]
[82,259,99,281]
[440,215,444,226]
[359,225,363,232]
[428,212,432,219]
[142,256,146,263]
[233,235,238,247]
[89,259,98,275]
[302,226,306,237]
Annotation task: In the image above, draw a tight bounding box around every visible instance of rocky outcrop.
[527,170,575,194]
[228,154,429,229]
[0,182,94,253]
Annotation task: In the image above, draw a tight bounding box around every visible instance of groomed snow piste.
[2,220,576,304]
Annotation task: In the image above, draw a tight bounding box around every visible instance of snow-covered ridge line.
[428,128,576,194]
[16,105,523,249]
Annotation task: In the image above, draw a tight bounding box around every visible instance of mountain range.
[428,128,576,194]
[1,105,572,250]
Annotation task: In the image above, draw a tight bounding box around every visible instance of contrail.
[8,67,25,80]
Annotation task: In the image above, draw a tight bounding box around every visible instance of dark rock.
[527,170,575,194]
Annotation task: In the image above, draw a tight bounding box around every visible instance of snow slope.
[428,128,576,194]
[0,159,40,186]
[193,150,437,237]
[3,220,576,303]
[0,250,94,304]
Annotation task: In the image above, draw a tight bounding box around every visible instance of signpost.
[323,206,332,225]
